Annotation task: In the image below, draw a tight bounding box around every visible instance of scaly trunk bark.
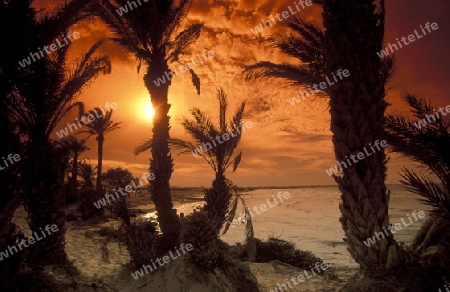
[96,136,104,195]
[204,173,231,230]
[322,0,413,277]
[23,142,69,264]
[144,56,180,249]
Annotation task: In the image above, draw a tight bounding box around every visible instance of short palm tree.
[136,89,246,228]
[386,94,450,280]
[173,89,245,227]
[60,136,89,195]
[77,161,97,188]
[135,88,254,267]
[76,162,103,218]
[90,0,204,247]
[8,4,111,262]
[77,107,121,195]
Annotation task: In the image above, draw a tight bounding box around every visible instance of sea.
[176,184,431,268]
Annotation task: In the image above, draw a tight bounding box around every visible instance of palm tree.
[8,1,111,262]
[90,0,203,246]
[77,107,121,195]
[386,94,450,282]
[135,89,255,267]
[77,161,97,188]
[60,136,89,198]
[320,1,412,280]
[173,89,245,228]
[0,0,36,282]
[244,18,326,92]
[76,161,103,219]
[244,1,411,280]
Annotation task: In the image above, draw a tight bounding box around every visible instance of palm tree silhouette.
[244,18,326,91]
[90,0,204,247]
[0,0,37,281]
[386,94,450,279]
[77,107,121,195]
[60,136,89,199]
[135,89,255,266]
[8,2,111,262]
[77,161,97,188]
[244,1,407,279]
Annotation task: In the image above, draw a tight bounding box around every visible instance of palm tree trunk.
[205,174,231,229]
[322,0,413,277]
[70,153,78,191]
[23,142,69,264]
[0,170,26,282]
[144,57,180,249]
[96,136,104,195]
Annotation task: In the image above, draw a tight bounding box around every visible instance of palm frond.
[400,169,450,215]
[217,88,228,133]
[222,195,238,235]
[243,62,321,87]
[134,138,153,155]
[167,22,204,63]
[188,68,200,95]
[232,152,242,173]
[289,18,324,45]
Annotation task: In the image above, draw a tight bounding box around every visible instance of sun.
[144,102,155,120]
[136,98,155,122]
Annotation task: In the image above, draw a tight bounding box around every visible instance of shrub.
[230,237,325,272]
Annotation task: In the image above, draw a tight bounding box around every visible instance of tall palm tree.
[244,1,410,280]
[90,0,203,246]
[77,107,121,195]
[386,94,450,281]
[0,0,33,282]
[320,0,414,279]
[8,2,111,262]
[60,136,89,195]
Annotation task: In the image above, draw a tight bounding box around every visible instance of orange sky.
[33,0,450,187]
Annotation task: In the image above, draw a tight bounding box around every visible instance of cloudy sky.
[34,0,450,187]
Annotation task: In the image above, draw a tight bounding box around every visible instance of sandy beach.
[10,185,428,291]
